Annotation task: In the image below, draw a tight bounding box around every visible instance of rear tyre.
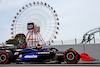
[0,52,9,64]
[64,49,80,64]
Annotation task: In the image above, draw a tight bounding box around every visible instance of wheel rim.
[68,54,73,59]
[0,54,7,63]
[66,52,75,61]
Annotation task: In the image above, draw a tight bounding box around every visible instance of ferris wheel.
[11,2,59,46]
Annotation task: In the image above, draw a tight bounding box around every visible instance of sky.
[0,0,100,43]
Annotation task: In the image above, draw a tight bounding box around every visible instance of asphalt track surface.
[0,63,100,67]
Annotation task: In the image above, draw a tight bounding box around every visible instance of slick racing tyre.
[0,52,9,64]
[64,49,80,64]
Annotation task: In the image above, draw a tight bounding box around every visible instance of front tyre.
[0,52,9,64]
[64,49,80,64]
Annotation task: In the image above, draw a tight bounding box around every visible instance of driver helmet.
[37,44,42,49]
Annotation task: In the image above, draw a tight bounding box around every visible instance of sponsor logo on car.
[6,50,10,52]
[56,53,63,56]
[38,52,50,54]
[14,52,19,55]
[24,55,38,58]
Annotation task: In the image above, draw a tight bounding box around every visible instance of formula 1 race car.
[16,47,96,64]
[0,43,97,64]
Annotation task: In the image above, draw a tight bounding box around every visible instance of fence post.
[61,40,63,45]
[75,38,77,44]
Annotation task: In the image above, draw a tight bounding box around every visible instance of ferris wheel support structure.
[26,25,46,47]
